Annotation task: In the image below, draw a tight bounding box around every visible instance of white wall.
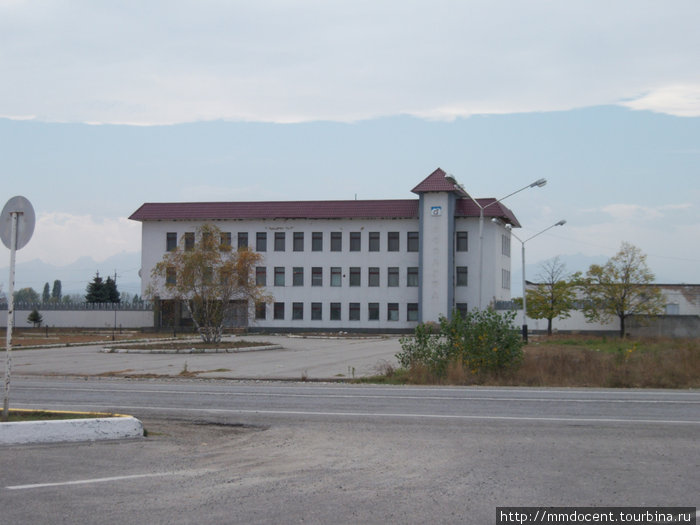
[1,308,153,329]
[141,217,422,330]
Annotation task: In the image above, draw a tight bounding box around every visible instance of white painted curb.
[0,416,144,445]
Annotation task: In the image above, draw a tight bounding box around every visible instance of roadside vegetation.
[364,334,699,388]
[2,410,118,423]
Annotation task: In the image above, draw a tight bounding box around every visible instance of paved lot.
[5,335,401,380]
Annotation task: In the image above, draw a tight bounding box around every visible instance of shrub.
[397,308,524,377]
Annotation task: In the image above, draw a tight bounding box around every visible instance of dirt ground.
[2,328,177,347]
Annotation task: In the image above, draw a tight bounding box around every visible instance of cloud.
[16,213,140,266]
[2,1,699,124]
[594,203,693,222]
[622,85,700,117]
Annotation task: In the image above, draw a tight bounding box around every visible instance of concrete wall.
[0,307,153,329]
[627,315,700,338]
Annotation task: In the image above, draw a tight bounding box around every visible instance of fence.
[0,302,154,329]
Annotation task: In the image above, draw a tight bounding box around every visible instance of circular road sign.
[0,196,35,250]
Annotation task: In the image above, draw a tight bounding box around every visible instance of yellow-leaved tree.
[148,223,270,343]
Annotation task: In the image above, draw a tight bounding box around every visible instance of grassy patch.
[362,336,700,388]
[111,340,272,351]
[2,409,117,422]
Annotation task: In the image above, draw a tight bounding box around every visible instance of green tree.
[525,257,577,335]
[27,308,43,328]
[580,242,665,338]
[51,280,62,302]
[148,223,271,343]
[42,282,50,303]
[85,272,108,303]
[103,275,121,303]
[14,287,40,304]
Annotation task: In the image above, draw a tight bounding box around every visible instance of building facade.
[129,168,520,331]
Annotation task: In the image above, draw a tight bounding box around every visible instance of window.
[330,302,341,321]
[166,232,177,252]
[312,232,323,251]
[456,303,468,317]
[202,230,214,249]
[350,232,361,251]
[368,232,380,252]
[274,302,284,320]
[368,303,379,321]
[292,302,303,320]
[166,266,176,285]
[331,267,342,287]
[274,267,285,286]
[220,232,232,250]
[311,267,322,287]
[388,303,399,321]
[502,234,511,257]
[456,231,468,252]
[331,232,342,251]
[274,232,285,251]
[407,303,419,321]
[256,267,266,286]
[311,302,322,320]
[456,267,468,286]
[502,269,511,290]
[202,267,213,284]
[293,232,304,252]
[388,267,399,287]
[255,302,266,320]
[349,267,361,286]
[407,232,419,252]
[407,267,419,287]
[666,303,680,315]
[349,302,360,321]
[368,267,380,287]
[237,232,248,250]
[256,232,267,252]
[184,232,195,251]
[388,232,399,251]
[293,267,304,286]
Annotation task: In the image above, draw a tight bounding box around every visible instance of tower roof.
[411,167,469,198]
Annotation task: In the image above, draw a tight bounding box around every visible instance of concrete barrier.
[0,414,144,445]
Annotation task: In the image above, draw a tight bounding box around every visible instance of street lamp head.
[530,178,547,188]
[556,220,566,226]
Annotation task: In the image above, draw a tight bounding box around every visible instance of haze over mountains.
[0,251,141,299]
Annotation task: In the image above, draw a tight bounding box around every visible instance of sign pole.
[2,212,19,421]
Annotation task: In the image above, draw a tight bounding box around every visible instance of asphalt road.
[5,334,400,380]
[2,377,699,524]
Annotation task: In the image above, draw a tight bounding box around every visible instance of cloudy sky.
[1,0,699,291]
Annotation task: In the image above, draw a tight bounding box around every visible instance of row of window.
[256,301,419,322]
[167,230,473,253]
[255,266,469,287]
[256,301,470,322]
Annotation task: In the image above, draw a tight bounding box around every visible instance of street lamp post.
[508,220,566,343]
[466,178,547,309]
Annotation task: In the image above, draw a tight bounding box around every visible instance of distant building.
[129,168,520,331]
[517,282,700,337]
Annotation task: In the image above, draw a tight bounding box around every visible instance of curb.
[0,411,144,445]
[101,344,283,354]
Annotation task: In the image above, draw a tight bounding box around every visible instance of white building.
[129,168,520,332]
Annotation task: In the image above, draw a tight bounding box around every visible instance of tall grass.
[377,337,700,388]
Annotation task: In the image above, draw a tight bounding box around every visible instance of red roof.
[411,167,470,198]
[129,198,520,226]
[129,200,420,221]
